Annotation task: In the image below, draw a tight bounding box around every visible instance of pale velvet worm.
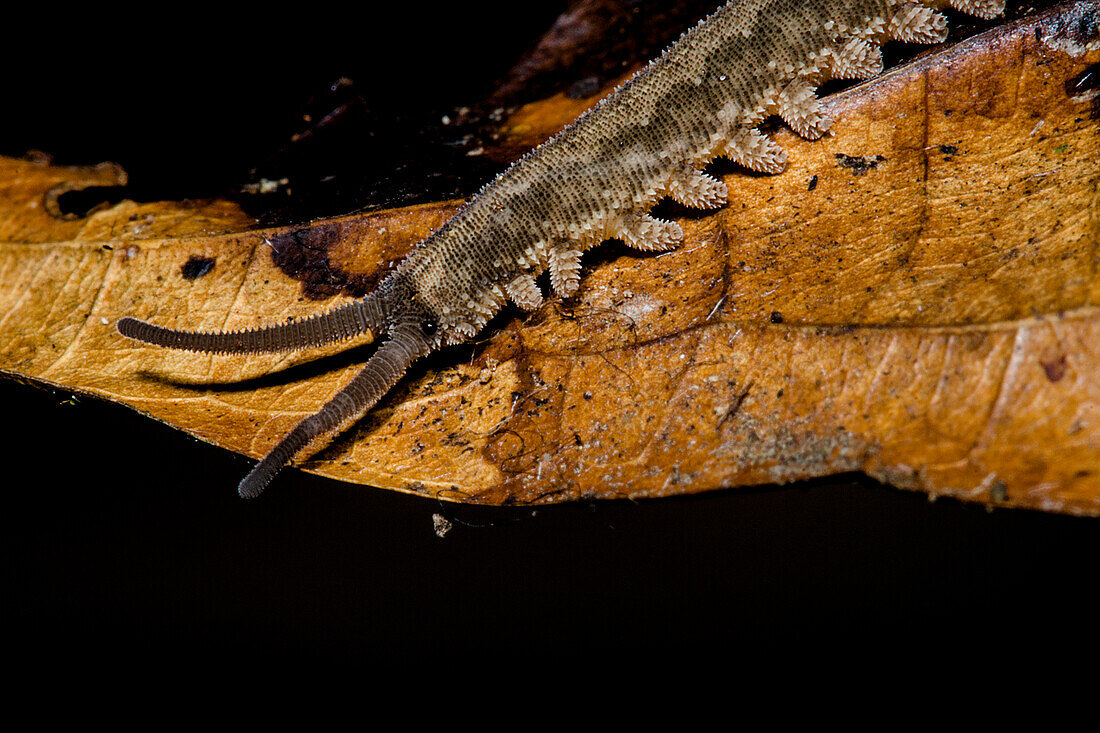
[118,0,1006,497]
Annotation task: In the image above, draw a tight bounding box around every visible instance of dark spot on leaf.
[939,144,959,156]
[807,175,818,191]
[835,154,886,175]
[770,311,784,324]
[1041,354,1067,382]
[268,221,398,300]
[181,255,216,279]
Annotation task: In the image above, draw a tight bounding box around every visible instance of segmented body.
[118,0,1005,497]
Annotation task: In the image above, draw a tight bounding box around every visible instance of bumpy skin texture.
[403,0,1001,344]
[118,0,1005,497]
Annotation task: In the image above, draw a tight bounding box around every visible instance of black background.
[3,1,1097,675]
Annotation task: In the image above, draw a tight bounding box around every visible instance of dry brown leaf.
[0,3,1097,513]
